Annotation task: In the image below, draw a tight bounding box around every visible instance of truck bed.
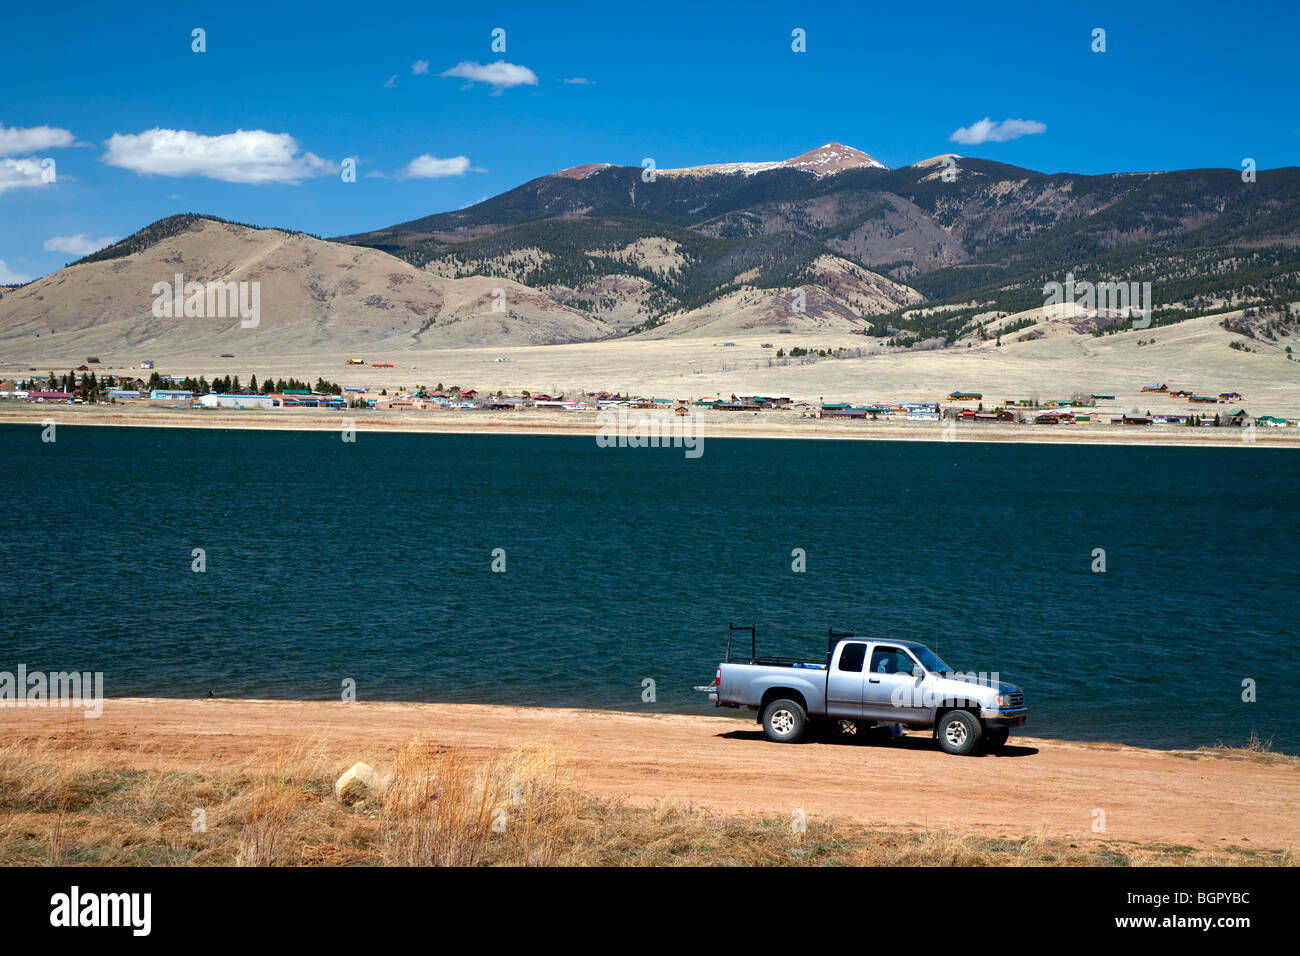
[745,657,826,669]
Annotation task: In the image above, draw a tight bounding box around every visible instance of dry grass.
[378,739,577,866]
[0,734,1292,867]
[1173,732,1300,768]
[236,739,325,866]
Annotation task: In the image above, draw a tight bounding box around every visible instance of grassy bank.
[1,735,1289,867]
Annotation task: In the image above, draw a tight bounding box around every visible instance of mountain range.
[2,142,1298,355]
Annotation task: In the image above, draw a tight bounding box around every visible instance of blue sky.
[2,0,1296,282]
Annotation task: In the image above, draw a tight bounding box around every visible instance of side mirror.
[912,667,926,679]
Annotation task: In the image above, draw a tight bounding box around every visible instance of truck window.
[838,642,866,672]
[869,647,916,675]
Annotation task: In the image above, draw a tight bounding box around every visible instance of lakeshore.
[1,698,1295,865]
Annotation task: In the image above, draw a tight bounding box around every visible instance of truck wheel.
[762,699,807,743]
[984,728,1010,752]
[936,710,982,755]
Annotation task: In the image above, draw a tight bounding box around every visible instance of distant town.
[0,358,1290,429]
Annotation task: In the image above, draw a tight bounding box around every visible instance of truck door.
[826,641,867,717]
[861,645,925,723]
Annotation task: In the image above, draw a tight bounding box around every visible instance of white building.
[199,393,274,409]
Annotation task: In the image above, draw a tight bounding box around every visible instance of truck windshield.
[913,646,951,674]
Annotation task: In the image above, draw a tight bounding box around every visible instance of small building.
[1140,383,1168,393]
[28,391,75,402]
[1189,395,1218,404]
[1257,416,1287,427]
[199,393,274,409]
[948,391,982,401]
[272,393,345,408]
[149,389,193,400]
[1090,394,1115,400]
[107,389,141,400]
[140,360,155,370]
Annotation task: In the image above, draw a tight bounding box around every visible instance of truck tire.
[936,709,982,755]
[762,699,807,743]
[984,728,1010,752]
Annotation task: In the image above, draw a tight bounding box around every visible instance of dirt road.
[6,698,1296,851]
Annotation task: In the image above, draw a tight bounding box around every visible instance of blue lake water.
[1,423,1296,752]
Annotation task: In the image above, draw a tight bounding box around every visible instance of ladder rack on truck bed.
[725,624,856,669]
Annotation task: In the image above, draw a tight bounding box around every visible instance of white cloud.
[0,259,31,284]
[384,74,398,89]
[0,157,48,193]
[44,234,121,256]
[559,77,591,85]
[412,59,429,75]
[950,117,1046,145]
[0,123,76,157]
[440,60,538,91]
[400,154,472,179]
[102,128,337,184]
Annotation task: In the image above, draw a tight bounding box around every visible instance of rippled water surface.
[2,424,1295,752]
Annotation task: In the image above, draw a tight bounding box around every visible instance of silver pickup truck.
[706,626,1026,755]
